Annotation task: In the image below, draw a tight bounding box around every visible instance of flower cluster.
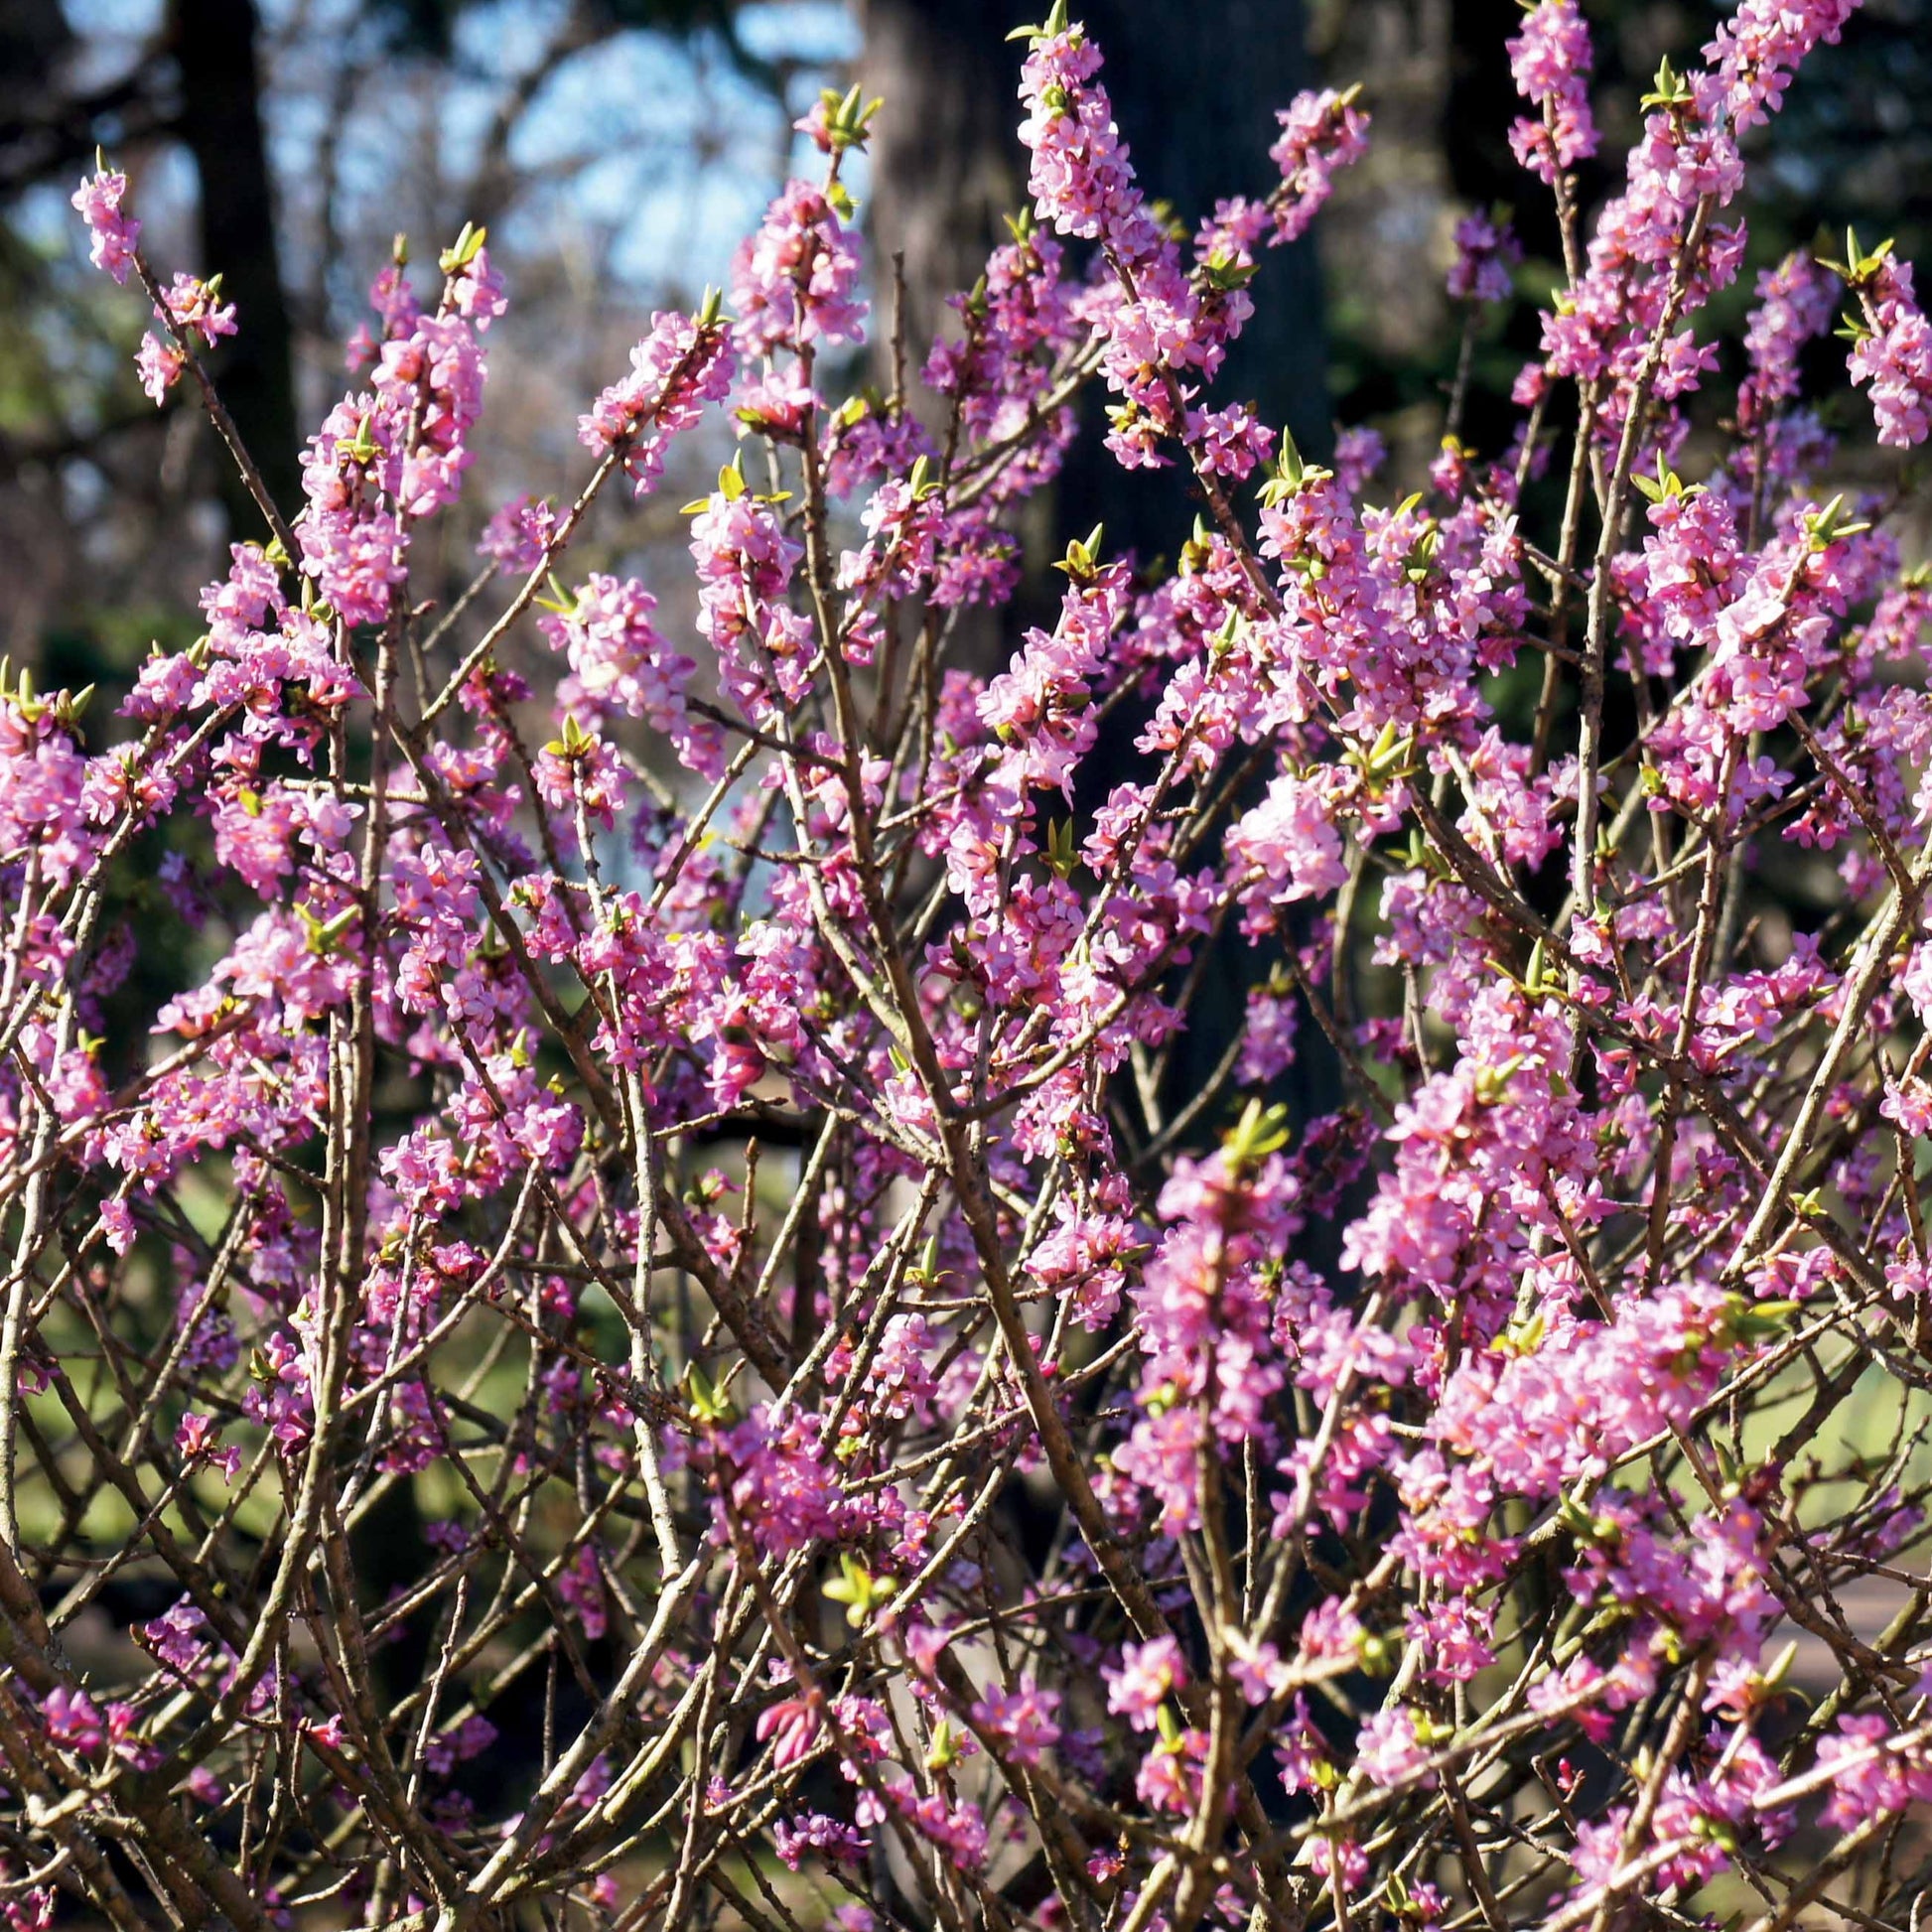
[17,5,1932,1928]
[1447,210,1521,305]
[70,162,139,281]
[579,307,736,493]
[1508,0,1597,183]
[1849,251,1932,447]
[1021,19,1368,467]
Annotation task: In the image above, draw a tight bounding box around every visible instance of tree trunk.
[860,0,1022,380]
[862,0,1329,466]
[859,0,1342,1135]
[171,0,303,536]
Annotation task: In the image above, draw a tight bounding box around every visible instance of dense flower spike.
[1021,17,1366,469]
[1508,0,1597,183]
[70,162,139,282]
[731,181,868,354]
[1738,249,1839,429]
[1265,85,1372,244]
[579,306,736,493]
[1848,250,1932,447]
[22,9,1932,1927]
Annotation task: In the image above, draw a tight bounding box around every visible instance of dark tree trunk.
[0,0,71,123]
[171,0,303,536]
[1051,0,1329,574]
[860,0,1023,377]
[859,0,1343,1137]
[862,0,1330,480]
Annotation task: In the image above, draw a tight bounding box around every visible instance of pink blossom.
[579,309,735,493]
[730,182,868,355]
[1850,257,1932,448]
[1266,88,1372,245]
[42,1688,103,1758]
[135,333,187,403]
[1448,211,1521,305]
[157,272,237,347]
[1508,0,1597,184]
[757,1697,822,1769]
[971,1683,1062,1764]
[1106,1636,1185,1729]
[71,166,140,283]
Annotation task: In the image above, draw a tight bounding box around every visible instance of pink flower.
[306,1714,349,1752]
[1448,212,1521,305]
[175,1412,240,1482]
[135,333,187,404]
[579,309,735,494]
[538,573,715,776]
[773,1810,866,1867]
[1355,1706,1438,1791]
[1227,770,1348,926]
[757,1697,822,1769]
[450,244,507,328]
[71,165,140,283]
[42,1687,104,1757]
[1850,258,1932,448]
[1106,1636,1185,1729]
[98,1197,138,1254]
[1334,424,1387,493]
[477,492,556,575]
[1704,0,1859,132]
[730,182,867,355]
[1019,25,1149,251]
[557,1545,607,1640]
[1266,87,1372,245]
[970,1683,1062,1765]
[1507,0,1597,184]
[1740,253,1839,427]
[157,272,237,347]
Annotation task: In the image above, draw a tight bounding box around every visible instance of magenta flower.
[1507,0,1597,183]
[579,308,734,493]
[757,1697,822,1769]
[1105,1636,1185,1730]
[971,1683,1063,1765]
[1266,87,1371,245]
[1850,258,1932,447]
[41,1689,103,1759]
[71,165,139,282]
[1447,211,1521,305]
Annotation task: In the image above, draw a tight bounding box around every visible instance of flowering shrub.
[9,1,1932,1925]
